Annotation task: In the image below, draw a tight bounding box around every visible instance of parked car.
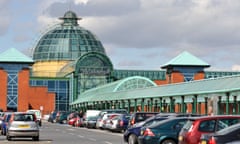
[48,111,57,123]
[138,117,190,144]
[124,115,168,144]
[74,116,84,127]
[103,113,121,129]
[85,116,98,128]
[0,112,4,128]
[96,113,120,129]
[178,115,240,144]
[26,109,42,126]
[108,114,131,132]
[1,112,12,135]
[199,122,240,144]
[128,112,159,127]
[56,111,71,124]
[6,112,39,141]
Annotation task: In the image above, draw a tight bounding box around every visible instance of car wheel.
[6,135,11,141]
[161,139,176,144]
[128,134,137,144]
[33,136,39,141]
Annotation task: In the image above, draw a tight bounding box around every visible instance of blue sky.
[1,0,240,71]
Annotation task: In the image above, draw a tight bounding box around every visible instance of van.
[26,109,42,126]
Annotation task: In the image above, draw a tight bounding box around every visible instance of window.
[199,120,216,132]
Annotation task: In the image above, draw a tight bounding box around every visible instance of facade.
[1,10,240,115]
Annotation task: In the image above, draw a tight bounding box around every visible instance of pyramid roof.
[161,51,210,69]
[0,48,33,63]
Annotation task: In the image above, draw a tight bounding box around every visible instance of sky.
[1,0,240,71]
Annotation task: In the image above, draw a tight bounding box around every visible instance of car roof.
[188,115,240,120]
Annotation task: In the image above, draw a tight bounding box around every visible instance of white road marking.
[104,141,113,144]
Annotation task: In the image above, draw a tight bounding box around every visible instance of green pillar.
[218,96,222,115]
[238,101,240,115]
[204,97,208,115]
[192,95,197,114]
[141,99,145,112]
[169,97,173,112]
[134,99,137,112]
[121,100,125,109]
[234,96,237,115]
[181,96,185,113]
[226,93,230,115]
[154,100,158,112]
[159,97,162,112]
[150,98,153,112]
[128,100,131,113]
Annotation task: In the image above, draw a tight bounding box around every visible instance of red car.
[178,115,240,144]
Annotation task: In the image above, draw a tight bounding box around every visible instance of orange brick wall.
[194,71,205,80]
[18,68,55,115]
[0,69,7,111]
[171,71,184,83]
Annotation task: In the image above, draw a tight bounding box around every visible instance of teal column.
[226,93,230,115]
[154,100,158,112]
[169,97,173,112]
[159,97,162,112]
[234,96,237,115]
[218,96,222,115]
[121,100,125,109]
[204,97,208,115]
[192,95,197,114]
[141,99,145,112]
[150,98,153,112]
[134,99,137,112]
[128,100,131,113]
[238,101,240,115]
[181,96,185,113]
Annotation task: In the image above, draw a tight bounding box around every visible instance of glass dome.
[33,11,106,61]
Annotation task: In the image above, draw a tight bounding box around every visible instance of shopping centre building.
[1,11,240,115]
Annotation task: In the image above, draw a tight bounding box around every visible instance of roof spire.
[59,11,82,26]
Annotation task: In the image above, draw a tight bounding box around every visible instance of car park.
[178,115,240,144]
[199,122,240,144]
[138,117,190,144]
[6,112,40,141]
[48,111,57,123]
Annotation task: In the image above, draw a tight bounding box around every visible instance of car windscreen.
[14,114,35,121]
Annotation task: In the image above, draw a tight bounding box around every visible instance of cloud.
[0,0,11,36]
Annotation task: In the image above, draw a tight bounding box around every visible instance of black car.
[200,122,240,144]
[138,117,190,144]
[85,116,98,128]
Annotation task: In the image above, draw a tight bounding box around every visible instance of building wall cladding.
[0,69,8,111]
[17,68,55,114]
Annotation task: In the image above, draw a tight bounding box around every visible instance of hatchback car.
[199,122,240,144]
[124,116,168,144]
[6,112,40,141]
[138,117,190,144]
[178,115,240,144]
[108,114,131,132]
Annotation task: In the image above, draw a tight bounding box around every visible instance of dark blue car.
[1,112,13,135]
[123,116,168,144]
[138,117,190,144]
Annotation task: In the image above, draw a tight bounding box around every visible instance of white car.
[6,112,39,141]
[26,110,42,126]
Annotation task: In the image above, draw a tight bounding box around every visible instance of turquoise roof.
[72,75,240,104]
[161,51,210,68]
[0,48,33,63]
[73,76,157,104]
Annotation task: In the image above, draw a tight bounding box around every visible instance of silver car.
[6,112,39,141]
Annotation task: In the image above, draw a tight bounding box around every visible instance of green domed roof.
[33,11,106,61]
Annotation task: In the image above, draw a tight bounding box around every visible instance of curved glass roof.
[33,11,106,61]
[72,74,240,104]
[74,76,157,103]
